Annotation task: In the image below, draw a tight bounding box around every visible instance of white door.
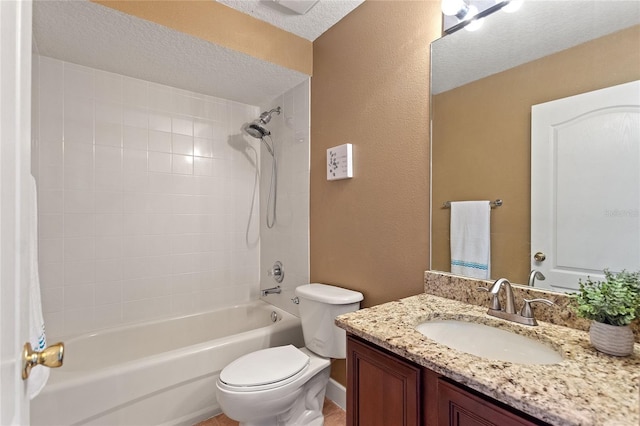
[531,80,640,292]
[1,0,33,424]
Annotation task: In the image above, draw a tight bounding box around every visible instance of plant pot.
[589,321,635,356]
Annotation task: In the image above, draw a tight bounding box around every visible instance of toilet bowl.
[216,346,330,426]
[216,283,363,426]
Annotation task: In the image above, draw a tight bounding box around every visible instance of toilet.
[216,283,363,426]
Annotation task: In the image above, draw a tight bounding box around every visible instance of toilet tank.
[294,283,363,359]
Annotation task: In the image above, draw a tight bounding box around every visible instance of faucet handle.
[520,298,555,319]
[477,287,501,311]
[268,261,284,283]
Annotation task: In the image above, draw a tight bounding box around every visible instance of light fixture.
[274,0,319,15]
[501,0,523,13]
[443,0,518,34]
[464,6,484,32]
[441,0,471,20]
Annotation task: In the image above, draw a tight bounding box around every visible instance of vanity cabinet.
[347,335,547,426]
[437,379,542,426]
[347,335,421,425]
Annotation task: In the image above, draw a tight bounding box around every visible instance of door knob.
[533,252,546,262]
[22,341,64,380]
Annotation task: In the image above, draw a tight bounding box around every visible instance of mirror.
[430,1,640,291]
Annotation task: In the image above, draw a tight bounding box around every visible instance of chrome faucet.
[528,270,546,287]
[489,278,516,314]
[268,261,284,283]
[478,278,554,326]
[261,286,282,296]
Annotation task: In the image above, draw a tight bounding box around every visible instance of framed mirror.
[430,1,640,291]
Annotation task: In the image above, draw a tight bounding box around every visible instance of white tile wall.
[258,81,311,315]
[35,55,263,337]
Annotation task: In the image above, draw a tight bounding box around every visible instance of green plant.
[571,269,640,326]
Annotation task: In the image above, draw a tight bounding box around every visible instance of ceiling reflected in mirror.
[433,1,640,94]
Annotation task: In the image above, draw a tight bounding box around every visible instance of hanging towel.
[27,175,49,399]
[450,201,491,280]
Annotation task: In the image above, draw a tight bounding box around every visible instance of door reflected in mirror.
[531,81,640,292]
[430,1,640,292]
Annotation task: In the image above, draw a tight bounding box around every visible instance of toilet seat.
[219,345,310,392]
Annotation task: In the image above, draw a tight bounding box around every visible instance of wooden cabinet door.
[438,380,542,426]
[347,335,421,426]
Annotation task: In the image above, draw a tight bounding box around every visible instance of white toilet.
[216,283,363,426]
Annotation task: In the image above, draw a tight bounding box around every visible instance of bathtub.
[31,301,304,426]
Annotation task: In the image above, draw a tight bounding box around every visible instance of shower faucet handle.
[268,261,284,283]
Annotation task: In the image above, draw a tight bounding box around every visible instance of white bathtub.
[31,301,304,426]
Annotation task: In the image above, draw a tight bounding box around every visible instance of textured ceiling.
[217,0,364,41]
[432,1,640,94]
[33,0,363,106]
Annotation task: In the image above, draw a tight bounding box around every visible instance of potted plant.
[571,269,640,356]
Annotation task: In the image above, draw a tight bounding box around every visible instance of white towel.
[450,201,491,279]
[27,175,49,399]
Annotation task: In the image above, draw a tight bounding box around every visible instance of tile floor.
[195,399,346,426]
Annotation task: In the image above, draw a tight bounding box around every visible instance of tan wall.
[310,1,442,384]
[431,25,640,285]
[92,0,312,75]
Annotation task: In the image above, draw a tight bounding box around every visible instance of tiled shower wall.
[258,83,310,315]
[34,55,265,338]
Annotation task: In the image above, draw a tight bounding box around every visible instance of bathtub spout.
[261,286,282,296]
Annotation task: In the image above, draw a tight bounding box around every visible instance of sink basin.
[415,320,563,365]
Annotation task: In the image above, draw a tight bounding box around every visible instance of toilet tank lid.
[295,283,363,304]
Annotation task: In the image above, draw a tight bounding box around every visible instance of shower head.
[244,122,271,139]
[243,107,281,140]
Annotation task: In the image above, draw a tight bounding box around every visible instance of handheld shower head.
[243,107,281,140]
[245,122,271,139]
[243,107,282,229]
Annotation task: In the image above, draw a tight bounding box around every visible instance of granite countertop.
[335,293,640,426]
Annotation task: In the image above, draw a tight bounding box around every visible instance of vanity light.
[501,0,523,13]
[463,6,484,31]
[443,0,516,34]
[442,0,471,19]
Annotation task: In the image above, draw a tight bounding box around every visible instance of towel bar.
[442,199,502,209]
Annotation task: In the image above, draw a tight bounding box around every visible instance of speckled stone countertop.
[336,293,640,426]
[424,271,640,342]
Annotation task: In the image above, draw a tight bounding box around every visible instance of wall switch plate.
[327,143,353,180]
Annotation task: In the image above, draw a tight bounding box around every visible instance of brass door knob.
[22,342,64,380]
[533,252,546,262]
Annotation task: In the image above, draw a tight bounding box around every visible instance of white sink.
[415,320,563,365]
